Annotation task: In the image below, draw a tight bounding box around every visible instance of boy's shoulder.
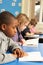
[0,31,3,37]
[0,31,8,40]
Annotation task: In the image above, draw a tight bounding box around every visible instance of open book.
[23,38,39,47]
[19,52,43,61]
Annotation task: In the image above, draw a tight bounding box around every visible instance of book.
[19,52,43,61]
[23,38,39,47]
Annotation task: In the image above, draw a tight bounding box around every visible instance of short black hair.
[0,11,16,26]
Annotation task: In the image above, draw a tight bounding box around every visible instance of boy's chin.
[8,33,16,37]
[11,35,15,37]
[8,35,14,38]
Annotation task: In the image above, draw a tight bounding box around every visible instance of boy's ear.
[1,24,7,30]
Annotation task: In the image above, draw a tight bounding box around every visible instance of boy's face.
[2,18,18,37]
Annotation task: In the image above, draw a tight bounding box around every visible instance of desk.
[1,44,43,65]
[25,34,43,43]
[39,34,43,43]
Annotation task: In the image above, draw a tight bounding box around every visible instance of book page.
[23,38,39,47]
[19,52,43,61]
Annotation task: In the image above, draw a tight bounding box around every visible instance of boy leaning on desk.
[0,11,27,64]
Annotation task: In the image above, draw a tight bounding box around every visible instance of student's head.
[16,13,29,28]
[0,11,18,37]
[28,18,37,29]
[30,18,37,26]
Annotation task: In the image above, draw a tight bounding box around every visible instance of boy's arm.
[9,38,22,52]
[0,38,17,64]
[9,39,25,58]
[0,53,17,64]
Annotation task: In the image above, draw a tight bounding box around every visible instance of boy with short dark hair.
[0,11,25,64]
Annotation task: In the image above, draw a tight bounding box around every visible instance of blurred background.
[0,0,43,32]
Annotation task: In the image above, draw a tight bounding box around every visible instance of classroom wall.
[0,0,22,16]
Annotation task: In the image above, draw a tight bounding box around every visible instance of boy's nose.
[14,28,17,33]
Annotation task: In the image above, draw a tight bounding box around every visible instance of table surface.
[1,43,43,65]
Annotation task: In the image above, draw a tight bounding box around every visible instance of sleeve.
[0,39,17,64]
[0,53,16,64]
[19,33,23,40]
[9,38,22,53]
[17,28,23,41]
[23,27,30,34]
[21,29,28,38]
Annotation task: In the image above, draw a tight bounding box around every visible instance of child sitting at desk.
[12,13,29,45]
[29,18,41,34]
[16,13,30,40]
[0,11,26,64]
[16,13,35,40]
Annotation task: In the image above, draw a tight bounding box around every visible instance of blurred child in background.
[16,13,30,40]
[12,13,29,45]
[29,18,41,34]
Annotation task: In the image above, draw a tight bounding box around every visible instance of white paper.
[19,52,43,61]
[25,35,39,38]
[23,38,39,47]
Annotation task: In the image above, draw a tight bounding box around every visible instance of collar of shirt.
[0,31,9,41]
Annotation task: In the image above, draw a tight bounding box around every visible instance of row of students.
[0,11,41,64]
[12,13,40,43]
[12,13,39,41]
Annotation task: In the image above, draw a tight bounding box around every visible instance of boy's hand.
[20,39,26,46]
[13,48,26,58]
[12,54,17,58]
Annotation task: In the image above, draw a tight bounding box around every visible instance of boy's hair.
[16,13,29,25]
[0,11,16,26]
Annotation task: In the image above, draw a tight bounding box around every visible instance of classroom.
[0,0,43,65]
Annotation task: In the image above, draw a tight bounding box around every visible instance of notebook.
[25,35,39,38]
[23,38,39,47]
[19,52,43,61]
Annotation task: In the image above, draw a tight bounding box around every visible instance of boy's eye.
[13,26,17,29]
[13,27,16,29]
